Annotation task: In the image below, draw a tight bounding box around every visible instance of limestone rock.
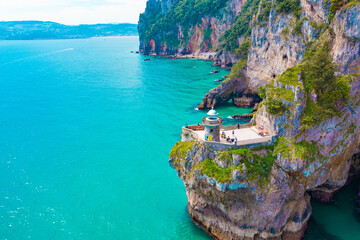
[165,2,360,240]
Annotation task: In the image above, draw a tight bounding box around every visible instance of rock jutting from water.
[139,1,360,239]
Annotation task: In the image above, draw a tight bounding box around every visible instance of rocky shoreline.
[140,0,360,239]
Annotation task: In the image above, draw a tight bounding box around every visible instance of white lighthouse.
[203,108,223,142]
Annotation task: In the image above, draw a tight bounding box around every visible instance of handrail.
[185,125,205,131]
[221,123,252,131]
[185,123,252,131]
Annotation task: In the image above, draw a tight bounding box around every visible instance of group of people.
[255,125,269,137]
[221,131,237,145]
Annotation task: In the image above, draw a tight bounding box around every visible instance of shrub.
[298,40,351,129]
[292,17,307,35]
[276,0,301,18]
[257,0,273,23]
[265,98,287,114]
[235,39,251,57]
[258,85,267,99]
[302,41,350,112]
[325,0,360,22]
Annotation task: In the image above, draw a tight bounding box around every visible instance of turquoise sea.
[0,36,359,239]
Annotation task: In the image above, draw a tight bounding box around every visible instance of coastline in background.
[0,21,138,40]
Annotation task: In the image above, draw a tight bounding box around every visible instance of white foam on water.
[0,48,75,67]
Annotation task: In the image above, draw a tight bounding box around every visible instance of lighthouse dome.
[207,107,218,116]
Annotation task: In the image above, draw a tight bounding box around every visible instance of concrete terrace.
[197,127,272,146]
[182,124,274,148]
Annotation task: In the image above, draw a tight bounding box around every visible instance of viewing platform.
[182,108,274,150]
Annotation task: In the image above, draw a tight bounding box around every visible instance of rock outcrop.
[199,0,327,109]
[167,3,360,240]
[138,0,245,67]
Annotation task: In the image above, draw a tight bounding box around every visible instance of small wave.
[227,116,233,119]
[194,108,199,111]
[0,48,75,67]
[56,48,74,53]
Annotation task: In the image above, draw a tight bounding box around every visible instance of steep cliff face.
[199,0,328,109]
[168,3,360,240]
[170,142,311,239]
[138,0,246,66]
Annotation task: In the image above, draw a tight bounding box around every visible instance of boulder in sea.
[211,70,220,73]
[231,112,254,119]
[215,78,225,82]
[144,59,151,61]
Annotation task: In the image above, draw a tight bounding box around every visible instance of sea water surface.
[0,37,359,239]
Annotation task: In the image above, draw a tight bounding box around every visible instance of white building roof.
[207,107,218,116]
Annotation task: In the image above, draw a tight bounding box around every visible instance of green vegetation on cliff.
[300,41,351,129]
[196,146,275,185]
[260,66,302,115]
[260,38,351,124]
[197,158,235,183]
[226,39,251,81]
[170,141,195,159]
[274,137,325,164]
[276,0,301,18]
[264,97,289,115]
[302,42,350,107]
[257,0,273,24]
[221,0,301,51]
[326,0,360,22]
[139,0,229,47]
[220,0,261,52]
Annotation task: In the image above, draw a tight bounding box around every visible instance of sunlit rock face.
[138,0,246,67]
[162,2,360,240]
[199,0,326,109]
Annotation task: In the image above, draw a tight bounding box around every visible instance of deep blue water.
[0,36,359,239]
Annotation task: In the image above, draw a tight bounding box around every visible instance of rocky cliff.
[162,1,360,240]
[138,0,247,65]
[138,0,333,109]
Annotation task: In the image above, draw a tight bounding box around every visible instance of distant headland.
[0,21,138,40]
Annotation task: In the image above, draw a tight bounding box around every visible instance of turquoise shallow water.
[0,36,359,239]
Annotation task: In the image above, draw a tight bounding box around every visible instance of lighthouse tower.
[203,108,223,142]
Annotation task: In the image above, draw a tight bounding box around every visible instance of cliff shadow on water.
[305,177,360,240]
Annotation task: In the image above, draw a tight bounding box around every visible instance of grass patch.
[196,147,275,185]
[170,141,195,159]
[274,137,325,164]
[277,65,302,87]
[197,159,234,183]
